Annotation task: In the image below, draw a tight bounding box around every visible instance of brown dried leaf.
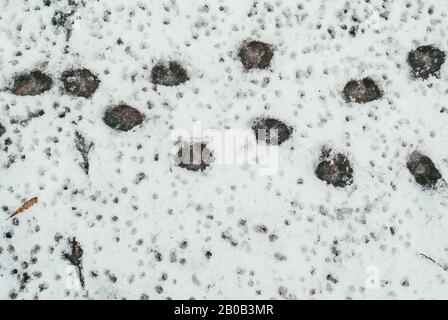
[8,197,38,220]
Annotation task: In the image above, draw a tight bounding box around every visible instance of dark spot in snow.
[239,41,274,70]
[179,240,188,249]
[9,291,18,300]
[342,77,382,103]
[274,252,287,261]
[0,122,5,137]
[134,172,146,184]
[349,25,359,37]
[406,151,442,188]
[155,285,163,294]
[408,45,446,80]
[174,142,213,172]
[326,274,338,284]
[105,270,117,283]
[251,117,292,145]
[151,61,189,86]
[255,224,268,233]
[221,231,238,247]
[19,272,31,290]
[315,147,353,188]
[61,68,100,98]
[103,104,144,132]
[12,70,53,96]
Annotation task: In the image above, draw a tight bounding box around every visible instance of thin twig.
[419,253,448,272]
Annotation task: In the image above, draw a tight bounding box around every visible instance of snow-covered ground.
[1,0,448,300]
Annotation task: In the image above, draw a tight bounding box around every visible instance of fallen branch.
[419,253,448,272]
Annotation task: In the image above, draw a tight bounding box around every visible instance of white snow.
[1,0,448,299]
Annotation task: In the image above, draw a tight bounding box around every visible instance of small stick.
[8,197,38,220]
[419,253,448,272]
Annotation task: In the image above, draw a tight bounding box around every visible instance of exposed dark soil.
[251,117,292,145]
[61,68,100,98]
[408,45,446,80]
[151,61,189,86]
[406,151,442,188]
[0,122,5,137]
[175,142,213,172]
[103,105,144,132]
[238,41,274,70]
[342,77,383,103]
[315,148,353,188]
[12,70,53,96]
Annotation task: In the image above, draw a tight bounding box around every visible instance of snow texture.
[1,0,448,300]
